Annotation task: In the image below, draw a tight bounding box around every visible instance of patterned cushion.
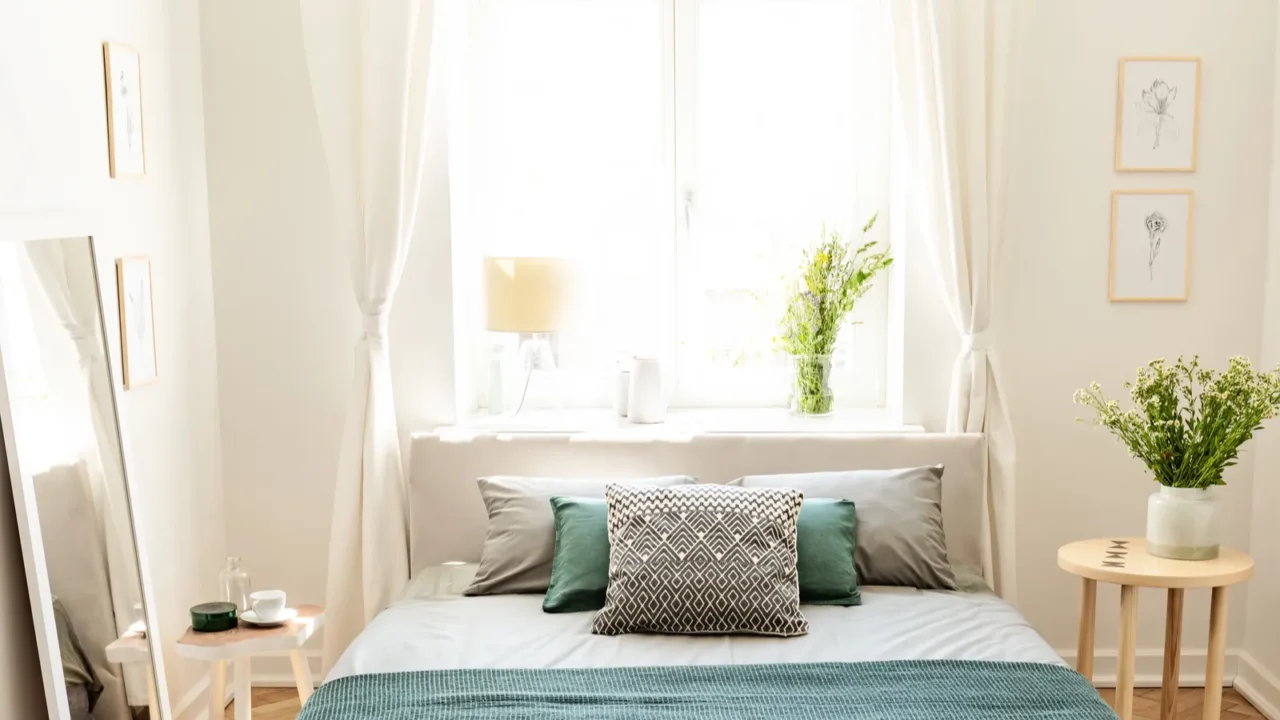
[592,483,809,637]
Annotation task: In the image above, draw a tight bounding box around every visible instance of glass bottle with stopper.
[218,557,252,612]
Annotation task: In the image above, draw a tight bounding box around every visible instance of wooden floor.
[1094,688,1261,719]
[230,686,1264,719]
[225,687,303,720]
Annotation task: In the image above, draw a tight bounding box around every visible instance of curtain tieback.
[963,331,992,352]
[71,334,104,365]
[362,312,389,340]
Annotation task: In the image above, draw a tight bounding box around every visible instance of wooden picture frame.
[1109,189,1193,302]
[116,257,158,388]
[102,42,147,178]
[1115,57,1201,172]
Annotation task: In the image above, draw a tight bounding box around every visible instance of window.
[447,0,895,412]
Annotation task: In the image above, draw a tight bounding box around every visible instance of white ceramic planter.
[1146,486,1222,560]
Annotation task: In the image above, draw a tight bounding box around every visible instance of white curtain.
[889,0,1017,600]
[299,0,437,670]
[23,241,142,714]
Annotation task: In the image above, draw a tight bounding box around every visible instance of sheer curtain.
[299,0,437,669]
[889,0,1017,599]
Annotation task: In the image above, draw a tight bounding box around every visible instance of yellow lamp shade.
[483,256,571,333]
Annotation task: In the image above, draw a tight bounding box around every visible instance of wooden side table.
[1058,538,1253,720]
[176,604,324,720]
[104,631,159,719]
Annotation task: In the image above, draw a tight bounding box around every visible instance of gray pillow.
[465,475,695,596]
[593,483,809,637]
[731,466,957,590]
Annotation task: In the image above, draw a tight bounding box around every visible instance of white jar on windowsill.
[1146,486,1222,560]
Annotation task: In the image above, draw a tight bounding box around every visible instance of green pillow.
[796,498,861,606]
[543,497,611,613]
[543,495,859,612]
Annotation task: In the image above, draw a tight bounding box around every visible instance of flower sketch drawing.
[1145,211,1168,281]
[1135,79,1179,150]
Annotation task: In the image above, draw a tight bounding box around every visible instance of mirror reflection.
[0,237,159,719]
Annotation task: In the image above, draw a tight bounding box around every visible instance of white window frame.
[447,0,905,420]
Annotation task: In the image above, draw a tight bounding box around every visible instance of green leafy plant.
[1073,356,1280,488]
[776,215,893,414]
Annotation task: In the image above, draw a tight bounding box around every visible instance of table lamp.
[483,256,571,414]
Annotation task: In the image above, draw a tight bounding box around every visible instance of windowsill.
[439,408,923,438]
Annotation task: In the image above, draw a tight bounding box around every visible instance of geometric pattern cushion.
[592,483,809,637]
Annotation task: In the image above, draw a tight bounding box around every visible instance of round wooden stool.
[1058,538,1253,720]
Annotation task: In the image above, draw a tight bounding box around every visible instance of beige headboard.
[409,432,989,578]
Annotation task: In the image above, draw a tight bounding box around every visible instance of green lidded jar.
[191,602,238,632]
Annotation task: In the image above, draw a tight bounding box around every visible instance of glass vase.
[1146,486,1222,560]
[789,354,834,416]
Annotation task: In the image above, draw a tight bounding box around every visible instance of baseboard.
[172,651,322,720]
[1236,652,1280,720]
[1056,647,1238,688]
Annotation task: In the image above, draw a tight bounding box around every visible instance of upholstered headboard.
[409,432,989,578]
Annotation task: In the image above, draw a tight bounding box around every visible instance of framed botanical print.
[116,257,157,387]
[103,42,147,178]
[1115,57,1200,172]
[1109,190,1193,302]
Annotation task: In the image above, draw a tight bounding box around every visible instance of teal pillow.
[543,497,611,613]
[797,498,860,606]
[544,495,859,612]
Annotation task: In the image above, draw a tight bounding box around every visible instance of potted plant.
[776,215,893,415]
[1074,356,1280,560]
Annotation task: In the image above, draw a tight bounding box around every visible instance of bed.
[300,433,1116,719]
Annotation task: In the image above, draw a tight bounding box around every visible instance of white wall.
[999,0,1277,683]
[0,0,225,712]
[199,0,350,632]
[1239,8,1280,716]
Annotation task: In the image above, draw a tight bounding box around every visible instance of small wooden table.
[176,604,324,720]
[1058,538,1253,720]
[104,631,159,719]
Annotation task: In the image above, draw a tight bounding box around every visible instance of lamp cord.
[513,365,533,415]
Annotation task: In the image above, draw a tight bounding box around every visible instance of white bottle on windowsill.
[628,357,667,424]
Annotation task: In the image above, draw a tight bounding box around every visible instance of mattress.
[327,575,1062,681]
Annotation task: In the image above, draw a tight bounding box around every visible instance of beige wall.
[999,0,1277,682]
[0,0,225,714]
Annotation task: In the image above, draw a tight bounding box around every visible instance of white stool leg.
[234,656,252,720]
[290,649,314,704]
[209,660,227,719]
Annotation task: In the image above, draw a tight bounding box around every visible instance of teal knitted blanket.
[297,660,1118,719]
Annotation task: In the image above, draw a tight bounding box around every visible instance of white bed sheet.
[328,581,1062,682]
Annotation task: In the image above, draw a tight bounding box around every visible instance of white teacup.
[249,590,286,621]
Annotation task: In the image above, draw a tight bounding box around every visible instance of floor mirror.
[0,236,169,719]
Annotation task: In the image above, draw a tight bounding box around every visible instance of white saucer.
[241,608,298,627]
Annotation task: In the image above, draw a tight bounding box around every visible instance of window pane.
[679,0,889,406]
[460,0,669,392]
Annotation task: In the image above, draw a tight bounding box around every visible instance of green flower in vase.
[776,215,893,415]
